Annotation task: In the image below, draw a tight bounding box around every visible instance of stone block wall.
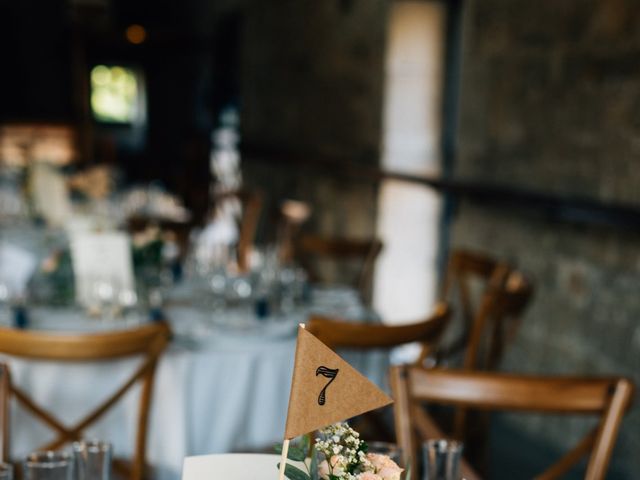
[206,0,640,470]
[236,0,389,240]
[452,0,640,475]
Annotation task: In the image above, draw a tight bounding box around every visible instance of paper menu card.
[0,243,37,297]
[70,232,135,306]
[30,163,72,227]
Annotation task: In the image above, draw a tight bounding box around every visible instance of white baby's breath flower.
[316,422,375,479]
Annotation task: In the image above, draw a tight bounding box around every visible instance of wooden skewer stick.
[277,438,290,480]
[279,323,304,479]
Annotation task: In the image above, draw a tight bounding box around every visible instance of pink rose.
[377,467,403,480]
[318,460,330,480]
[366,454,403,480]
[318,455,347,479]
[357,472,382,480]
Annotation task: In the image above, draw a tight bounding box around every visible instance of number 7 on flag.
[316,366,339,405]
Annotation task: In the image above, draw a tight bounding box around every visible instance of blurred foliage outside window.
[90,65,142,124]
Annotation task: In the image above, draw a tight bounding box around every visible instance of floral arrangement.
[277,423,406,480]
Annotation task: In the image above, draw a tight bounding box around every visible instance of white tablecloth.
[3,291,388,480]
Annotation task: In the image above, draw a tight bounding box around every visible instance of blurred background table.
[2,285,387,480]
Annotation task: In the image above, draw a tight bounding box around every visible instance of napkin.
[0,242,37,297]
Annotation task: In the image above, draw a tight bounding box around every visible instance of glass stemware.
[0,282,10,325]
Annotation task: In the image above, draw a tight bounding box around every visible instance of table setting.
[179,325,467,480]
[1,281,385,480]
[0,210,388,480]
[0,155,483,480]
[13,440,112,480]
[0,143,396,480]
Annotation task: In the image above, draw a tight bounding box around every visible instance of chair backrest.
[295,235,383,304]
[439,249,534,371]
[0,322,171,480]
[212,189,263,272]
[390,366,634,480]
[0,364,9,464]
[307,303,450,360]
[235,190,263,272]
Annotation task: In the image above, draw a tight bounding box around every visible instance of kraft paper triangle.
[284,325,393,439]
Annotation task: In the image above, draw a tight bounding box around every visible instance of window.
[374,1,447,329]
[90,65,145,124]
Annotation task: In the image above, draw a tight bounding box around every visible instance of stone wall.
[236,0,389,240]
[452,0,640,476]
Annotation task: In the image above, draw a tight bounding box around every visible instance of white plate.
[182,453,305,480]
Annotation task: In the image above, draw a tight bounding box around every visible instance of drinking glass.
[0,282,11,325]
[209,269,228,310]
[0,463,13,480]
[23,451,73,480]
[421,440,463,480]
[73,440,112,480]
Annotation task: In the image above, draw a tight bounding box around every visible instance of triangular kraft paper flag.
[284,325,393,439]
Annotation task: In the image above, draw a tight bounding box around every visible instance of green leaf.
[300,434,311,456]
[275,435,311,461]
[309,445,319,480]
[277,463,311,480]
[287,447,307,462]
[404,462,411,480]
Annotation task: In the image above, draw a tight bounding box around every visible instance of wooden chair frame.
[307,303,450,441]
[390,366,634,480]
[438,250,535,459]
[295,234,383,304]
[0,364,9,464]
[439,249,534,371]
[236,190,263,272]
[212,189,263,272]
[307,302,450,363]
[0,322,171,480]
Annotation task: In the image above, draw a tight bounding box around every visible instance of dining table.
[1,282,389,480]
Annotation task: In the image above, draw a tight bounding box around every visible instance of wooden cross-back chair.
[438,249,534,371]
[0,364,9,464]
[212,189,263,272]
[0,322,171,480]
[435,250,535,472]
[307,303,450,441]
[295,235,383,305]
[390,366,634,480]
[307,302,450,363]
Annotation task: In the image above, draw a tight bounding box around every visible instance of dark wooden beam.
[241,146,640,233]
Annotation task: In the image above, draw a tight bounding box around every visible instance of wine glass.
[0,282,10,325]
[209,269,227,310]
[118,288,139,323]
